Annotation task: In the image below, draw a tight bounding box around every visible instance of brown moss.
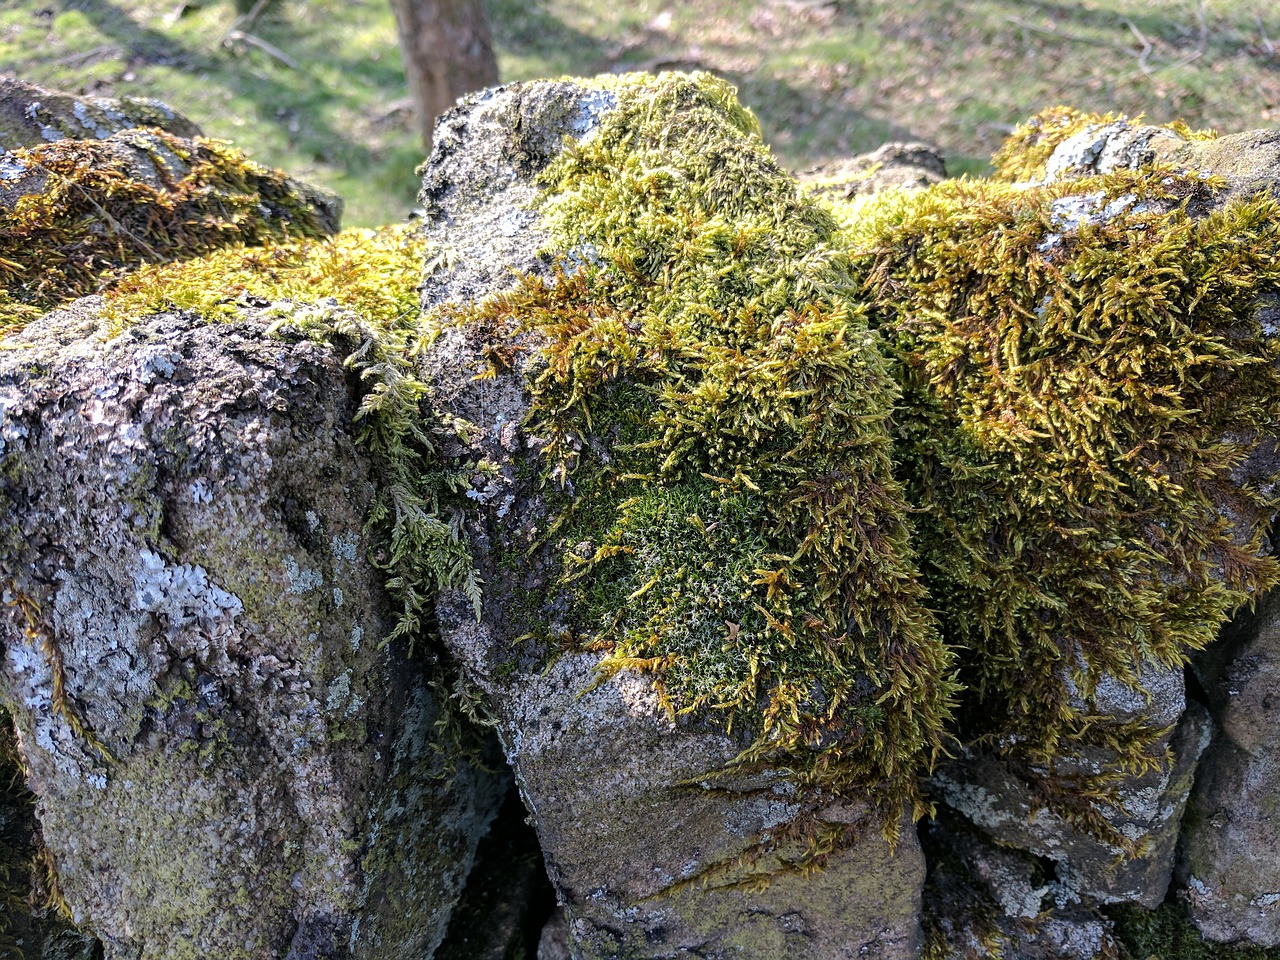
[0,130,338,326]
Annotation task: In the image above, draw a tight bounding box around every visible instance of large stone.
[0,302,503,960]
[932,691,1211,908]
[0,77,203,151]
[1178,591,1280,946]
[921,810,1121,960]
[418,76,930,960]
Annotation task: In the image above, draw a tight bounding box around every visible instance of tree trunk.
[389,0,500,154]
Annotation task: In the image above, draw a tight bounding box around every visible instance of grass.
[2,0,1278,225]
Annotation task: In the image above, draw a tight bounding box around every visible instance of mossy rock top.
[0,77,202,151]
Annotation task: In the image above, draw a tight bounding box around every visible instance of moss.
[0,130,335,327]
[834,161,1280,844]
[437,72,959,834]
[99,224,480,647]
[1110,903,1280,960]
[991,106,1217,183]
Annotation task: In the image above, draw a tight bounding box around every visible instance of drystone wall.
[1,74,1279,960]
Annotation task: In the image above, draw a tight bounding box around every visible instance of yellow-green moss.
[991,106,1218,183]
[834,163,1280,843]
[438,73,959,834]
[0,131,335,327]
[100,223,479,648]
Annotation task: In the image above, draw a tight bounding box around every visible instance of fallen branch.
[222,29,300,70]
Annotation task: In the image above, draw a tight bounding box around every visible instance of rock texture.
[1179,593,1280,946]
[932,673,1210,908]
[921,810,1121,960]
[418,77,928,960]
[801,141,947,198]
[0,303,502,960]
[0,709,101,960]
[0,77,202,151]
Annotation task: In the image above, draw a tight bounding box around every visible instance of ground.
[1,0,1278,225]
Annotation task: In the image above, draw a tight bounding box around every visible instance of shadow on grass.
[61,0,414,200]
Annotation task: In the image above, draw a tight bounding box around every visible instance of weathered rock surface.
[932,672,1210,908]
[1039,113,1280,203]
[1179,592,1280,946]
[0,709,102,960]
[922,810,1120,960]
[418,77,928,960]
[0,77,202,151]
[0,303,503,959]
[801,141,947,198]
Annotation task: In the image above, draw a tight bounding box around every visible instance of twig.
[1120,49,1204,84]
[229,0,273,33]
[1124,19,1153,74]
[27,160,165,262]
[1195,0,1209,55]
[1259,15,1276,58]
[1006,16,1132,55]
[222,29,300,70]
[50,44,116,67]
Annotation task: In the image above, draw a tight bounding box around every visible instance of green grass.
[3,0,1278,225]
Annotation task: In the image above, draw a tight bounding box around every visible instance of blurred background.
[2,0,1277,227]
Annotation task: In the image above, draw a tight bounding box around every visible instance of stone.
[417,75,932,960]
[801,141,947,198]
[0,709,101,960]
[0,77,203,152]
[921,810,1121,960]
[931,663,1211,909]
[0,302,503,960]
[1178,591,1280,946]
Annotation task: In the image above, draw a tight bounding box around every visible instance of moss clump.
[991,106,1217,183]
[1110,903,1280,960]
[834,163,1280,842]
[0,130,336,327]
[440,72,958,834]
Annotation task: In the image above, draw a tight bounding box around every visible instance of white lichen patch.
[133,549,243,628]
[283,555,324,595]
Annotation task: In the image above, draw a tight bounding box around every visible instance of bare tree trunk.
[389,0,500,154]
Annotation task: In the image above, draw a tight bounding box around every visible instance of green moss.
[835,161,1280,844]
[439,72,959,833]
[991,106,1218,183]
[0,130,335,327]
[1110,903,1280,960]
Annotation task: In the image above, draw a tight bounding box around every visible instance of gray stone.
[1178,591,1280,946]
[1041,120,1187,181]
[0,303,502,960]
[417,77,927,960]
[932,664,1210,908]
[0,709,101,959]
[0,77,203,152]
[801,141,947,198]
[922,812,1120,960]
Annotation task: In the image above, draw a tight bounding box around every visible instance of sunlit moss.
[0,130,336,327]
[833,160,1280,844]
[438,72,960,839]
[991,105,1218,183]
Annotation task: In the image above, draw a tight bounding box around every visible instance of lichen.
[435,72,960,838]
[991,106,1217,183]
